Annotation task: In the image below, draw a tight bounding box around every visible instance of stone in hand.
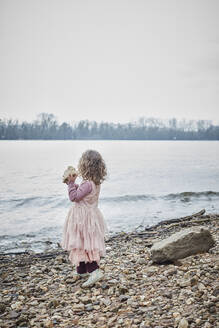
[62,166,78,183]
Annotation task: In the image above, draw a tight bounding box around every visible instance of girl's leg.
[86,261,99,273]
[77,261,87,274]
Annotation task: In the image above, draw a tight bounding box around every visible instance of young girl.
[61,150,107,287]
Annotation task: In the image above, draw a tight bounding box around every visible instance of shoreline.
[0,211,218,327]
[0,209,217,257]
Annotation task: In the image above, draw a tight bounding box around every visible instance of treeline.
[0,113,219,140]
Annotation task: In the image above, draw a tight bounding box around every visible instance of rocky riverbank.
[0,211,218,328]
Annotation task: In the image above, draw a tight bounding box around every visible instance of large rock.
[151,226,215,263]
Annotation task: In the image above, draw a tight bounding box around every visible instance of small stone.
[101,283,108,289]
[15,314,28,326]
[146,267,158,276]
[102,298,111,306]
[212,287,219,296]
[118,285,129,294]
[80,296,90,304]
[48,299,59,308]
[137,258,147,265]
[44,319,53,328]
[93,305,100,310]
[198,283,205,291]
[108,279,118,284]
[99,316,106,322]
[85,304,93,311]
[119,295,128,302]
[178,318,189,328]
[166,268,178,276]
[190,277,198,286]
[178,279,190,287]
[0,303,6,314]
[108,316,117,325]
[173,312,181,318]
[163,291,172,299]
[209,306,216,313]
[51,314,62,321]
[11,301,22,310]
[186,297,194,305]
[73,303,84,312]
[18,295,25,301]
[9,311,20,319]
[139,306,148,313]
[107,287,114,295]
[29,300,38,306]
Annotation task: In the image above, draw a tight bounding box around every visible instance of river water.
[0,140,219,253]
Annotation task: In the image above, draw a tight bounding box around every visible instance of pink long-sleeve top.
[68,180,92,202]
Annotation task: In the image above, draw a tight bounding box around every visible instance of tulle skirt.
[61,204,107,267]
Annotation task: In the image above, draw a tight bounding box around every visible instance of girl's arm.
[68,181,92,202]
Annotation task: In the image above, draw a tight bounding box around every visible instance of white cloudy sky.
[0,0,219,124]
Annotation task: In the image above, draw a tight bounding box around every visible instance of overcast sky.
[0,0,219,124]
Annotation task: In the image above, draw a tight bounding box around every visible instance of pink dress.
[61,180,107,267]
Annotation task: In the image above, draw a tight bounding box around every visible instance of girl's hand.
[67,174,77,184]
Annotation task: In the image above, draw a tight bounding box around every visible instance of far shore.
[1,138,219,141]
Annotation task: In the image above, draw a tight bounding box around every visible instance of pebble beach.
[0,212,218,328]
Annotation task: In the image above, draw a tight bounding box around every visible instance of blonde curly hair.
[78,150,107,185]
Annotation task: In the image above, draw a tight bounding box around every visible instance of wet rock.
[151,227,215,263]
